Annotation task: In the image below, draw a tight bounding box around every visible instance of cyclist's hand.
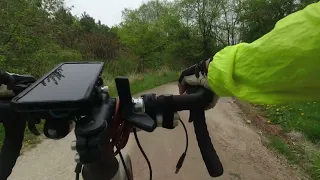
[0,71,36,98]
[0,71,16,98]
[0,85,15,98]
[178,58,212,94]
[178,58,218,109]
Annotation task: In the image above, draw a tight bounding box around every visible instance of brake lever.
[115,77,156,132]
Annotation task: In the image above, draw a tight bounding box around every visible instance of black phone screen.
[16,63,103,103]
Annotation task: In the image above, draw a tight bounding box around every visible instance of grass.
[268,136,299,164]
[102,67,180,96]
[21,121,45,151]
[310,155,320,179]
[261,102,320,143]
[268,135,320,180]
[259,102,320,179]
[0,67,179,151]
[122,70,179,95]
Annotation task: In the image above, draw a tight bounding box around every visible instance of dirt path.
[9,83,299,180]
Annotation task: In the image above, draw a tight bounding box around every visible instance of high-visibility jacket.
[208,2,320,104]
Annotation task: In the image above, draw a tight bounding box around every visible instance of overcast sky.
[65,0,147,27]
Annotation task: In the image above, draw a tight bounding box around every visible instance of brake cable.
[175,119,189,174]
[110,99,131,155]
[110,98,189,180]
[132,118,189,180]
[73,99,134,180]
[110,99,132,180]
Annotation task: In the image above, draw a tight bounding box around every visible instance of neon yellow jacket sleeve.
[207,2,320,105]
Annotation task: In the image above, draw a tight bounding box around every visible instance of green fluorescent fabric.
[207,2,320,104]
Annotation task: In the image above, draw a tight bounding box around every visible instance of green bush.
[103,56,138,76]
[26,45,82,77]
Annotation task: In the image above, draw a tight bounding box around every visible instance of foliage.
[0,0,126,76]
[268,136,299,164]
[116,0,318,70]
[268,136,320,180]
[1,0,317,75]
[260,101,320,179]
[261,102,320,143]
[238,0,318,42]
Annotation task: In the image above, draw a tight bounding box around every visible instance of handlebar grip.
[190,109,223,177]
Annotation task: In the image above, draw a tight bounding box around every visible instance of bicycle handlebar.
[1,75,224,180]
[141,86,223,177]
[179,87,223,177]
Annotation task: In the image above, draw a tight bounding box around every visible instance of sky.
[65,0,147,27]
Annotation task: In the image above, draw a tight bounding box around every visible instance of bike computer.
[11,62,104,112]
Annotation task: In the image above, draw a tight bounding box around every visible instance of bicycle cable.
[110,99,189,179]
[109,99,132,179]
[133,127,152,180]
[175,119,189,174]
[110,99,131,155]
[119,151,132,180]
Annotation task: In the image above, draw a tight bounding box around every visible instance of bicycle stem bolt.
[75,153,80,163]
[133,97,145,113]
[71,140,76,151]
[101,86,109,94]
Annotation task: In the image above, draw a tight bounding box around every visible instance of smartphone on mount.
[11,62,104,113]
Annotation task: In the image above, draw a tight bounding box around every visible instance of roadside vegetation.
[235,98,320,179]
[263,103,320,143]
[262,103,320,180]
[1,0,319,174]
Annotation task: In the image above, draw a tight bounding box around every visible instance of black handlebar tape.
[186,87,223,177]
[190,109,223,177]
[155,91,209,111]
[152,87,224,177]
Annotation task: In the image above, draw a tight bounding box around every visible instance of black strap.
[161,95,174,129]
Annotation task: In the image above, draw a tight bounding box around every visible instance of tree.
[80,12,96,32]
[219,0,241,45]
[1,0,318,76]
[238,0,316,42]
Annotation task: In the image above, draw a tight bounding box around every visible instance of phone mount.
[115,77,156,132]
